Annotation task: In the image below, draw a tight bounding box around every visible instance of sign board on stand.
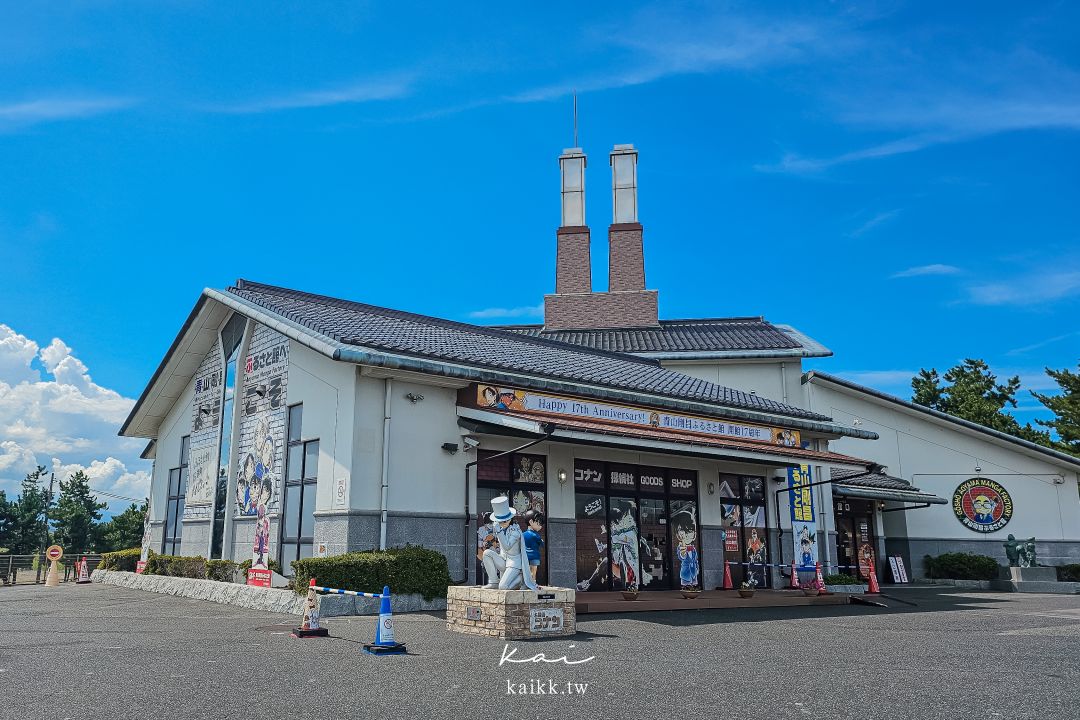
[888,555,909,584]
[247,568,272,588]
[135,560,147,574]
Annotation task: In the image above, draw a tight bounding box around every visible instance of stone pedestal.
[991,566,1080,594]
[446,586,576,639]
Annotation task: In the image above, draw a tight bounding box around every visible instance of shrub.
[824,573,860,586]
[206,559,239,583]
[100,547,142,572]
[239,558,282,575]
[924,552,1000,581]
[291,545,451,601]
[145,552,207,579]
[1056,564,1080,582]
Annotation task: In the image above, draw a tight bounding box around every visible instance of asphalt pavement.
[2,583,1079,719]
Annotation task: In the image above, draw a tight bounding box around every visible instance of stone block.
[447,585,576,640]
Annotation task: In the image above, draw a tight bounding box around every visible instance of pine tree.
[911,359,1051,446]
[51,471,106,554]
[98,501,148,552]
[0,490,13,553]
[10,467,50,554]
[1032,364,1080,457]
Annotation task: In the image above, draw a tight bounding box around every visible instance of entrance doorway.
[834,497,877,580]
[717,473,771,589]
[574,460,700,592]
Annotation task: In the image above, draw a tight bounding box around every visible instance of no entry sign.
[46,545,63,561]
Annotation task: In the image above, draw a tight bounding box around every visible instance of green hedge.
[100,547,142,572]
[291,545,451,601]
[1056,564,1080,582]
[145,551,207,579]
[823,573,860,586]
[206,559,239,583]
[924,552,1000,581]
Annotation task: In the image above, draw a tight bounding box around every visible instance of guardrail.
[0,554,103,585]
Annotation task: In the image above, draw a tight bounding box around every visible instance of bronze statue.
[1003,534,1037,567]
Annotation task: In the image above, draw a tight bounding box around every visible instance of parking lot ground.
[3,582,1079,719]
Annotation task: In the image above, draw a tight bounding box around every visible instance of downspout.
[450,422,557,584]
[379,378,392,551]
[780,362,788,405]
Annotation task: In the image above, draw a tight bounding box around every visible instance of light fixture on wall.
[441,443,459,455]
[558,468,567,485]
[707,481,716,495]
[405,392,425,403]
[974,464,982,475]
[878,501,886,511]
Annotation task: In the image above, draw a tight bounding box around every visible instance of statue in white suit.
[481,496,538,591]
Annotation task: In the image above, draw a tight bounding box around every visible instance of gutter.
[379,378,392,550]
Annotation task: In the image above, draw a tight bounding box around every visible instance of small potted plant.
[621,587,640,600]
[802,583,820,597]
[738,580,757,598]
[680,586,701,599]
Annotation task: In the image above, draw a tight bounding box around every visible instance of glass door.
[638,497,669,590]
[608,497,640,592]
[575,493,608,591]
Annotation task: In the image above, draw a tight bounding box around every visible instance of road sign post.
[44,545,63,587]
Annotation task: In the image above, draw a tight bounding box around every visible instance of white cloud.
[0,323,149,510]
[211,74,415,114]
[1006,331,1080,356]
[891,264,963,279]
[849,209,901,238]
[0,96,136,131]
[966,269,1080,306]
[468,303,545,320]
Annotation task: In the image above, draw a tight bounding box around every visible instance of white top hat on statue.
[489,496,516,523]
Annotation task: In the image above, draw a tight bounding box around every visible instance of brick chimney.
[543,143,658,331]
[554,148,591,294]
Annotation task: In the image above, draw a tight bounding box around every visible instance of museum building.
[123,143,1080,590]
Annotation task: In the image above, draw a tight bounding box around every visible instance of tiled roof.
[829,466,923,492]
[498,318,802,353]
[227,280,830,421]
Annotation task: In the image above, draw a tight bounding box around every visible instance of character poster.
[575,493,608,591]
[671,501,700,590]
[788,465,817,571]
[235,327,288,518]
[608,498,640,592]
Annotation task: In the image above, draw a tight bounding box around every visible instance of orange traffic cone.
[866,564,882,595]
[292,578,329,638]
[787,560,801,590]
[721,561,734,591]
[814,561,830,595]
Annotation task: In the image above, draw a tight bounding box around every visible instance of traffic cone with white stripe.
[787,560,801,590]
[814,561,830,595]
[866,563,882,595]
[292,578,329,638]
[721,561,734,591]
[364,586,406,655]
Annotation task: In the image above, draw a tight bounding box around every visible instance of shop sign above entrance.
[953,478,1013,533]
[473,385,801,447]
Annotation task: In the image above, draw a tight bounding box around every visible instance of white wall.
[810,382,1080,542]
[149,378,195,525]
[662,358,806,408]
[286,341,356,513]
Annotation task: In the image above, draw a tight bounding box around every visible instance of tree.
[1032,363,1080,457]
[0,490,13,553]
[98,500,148,552]
[911,359,1051,446]
[51,470,106,554]
[8,466,50,554]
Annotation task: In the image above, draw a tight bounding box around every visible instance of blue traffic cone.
[364,585,406,655]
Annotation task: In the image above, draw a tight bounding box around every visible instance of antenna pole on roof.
[573,91,578,147]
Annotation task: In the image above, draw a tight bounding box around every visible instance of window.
[279,405,317,573]
[162,435,190,555]
[718,473,770,588]
[212,313,246,559]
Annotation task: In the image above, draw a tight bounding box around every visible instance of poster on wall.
[670,500,700,590]
[952,478,1013,533]
[235,328,288,519]
[608,498,640,592]
[788,465,817,571]
[247,504,273,587]
[186,348,224,509]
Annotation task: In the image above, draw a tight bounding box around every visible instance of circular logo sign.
[953,479,1013,533]
[46,544,64,561]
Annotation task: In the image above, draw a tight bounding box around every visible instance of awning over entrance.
[830,467,947,505]
[459,406,870,470]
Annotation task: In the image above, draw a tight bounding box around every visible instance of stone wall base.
[447,586,576,640]
[92,569,305,615]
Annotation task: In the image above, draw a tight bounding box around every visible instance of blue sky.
[1,2,1078,506]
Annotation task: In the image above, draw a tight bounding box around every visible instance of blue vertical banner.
[788,465,818,571]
